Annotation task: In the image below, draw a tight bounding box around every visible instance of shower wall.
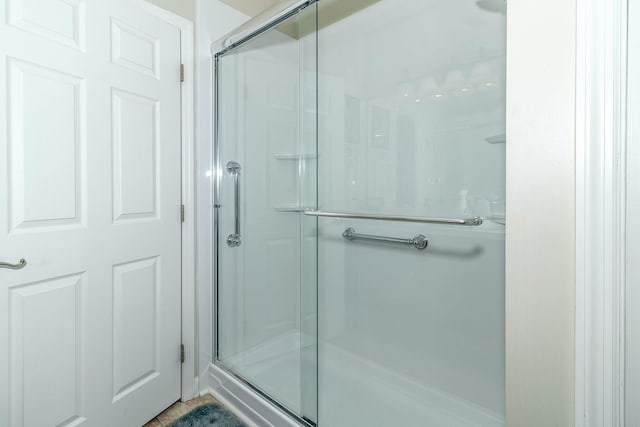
[316,0,506,425]
[196,0,249,389]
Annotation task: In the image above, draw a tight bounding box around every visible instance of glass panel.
[215,3,318,422]
[316,0,506,426]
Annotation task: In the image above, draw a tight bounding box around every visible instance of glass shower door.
[214,3,318,424]
[215,0,505,425]
[315,0,506,426]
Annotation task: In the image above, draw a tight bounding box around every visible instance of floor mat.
[164,403,247,427]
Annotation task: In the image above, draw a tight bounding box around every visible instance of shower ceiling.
[218,0,279,18]
[218,0,384,31]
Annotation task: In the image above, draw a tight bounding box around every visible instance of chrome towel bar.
[304,210,483,226]
[342,228,428,250]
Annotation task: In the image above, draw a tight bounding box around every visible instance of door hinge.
[180,344,185,364]
[180,64,185,83]
[180,204,185,223]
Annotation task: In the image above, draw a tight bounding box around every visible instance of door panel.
[215,3,318,423]
[111,89,160,222]
[112,256,161,402]
[9,273,87,427]
[7,57,84,231]
[315,1,505,426]
[0,1,182,426]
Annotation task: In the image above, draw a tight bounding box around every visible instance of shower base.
[212,332,504,427]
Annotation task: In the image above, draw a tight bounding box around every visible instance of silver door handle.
[226,161,241,247]
[0,258,27,270]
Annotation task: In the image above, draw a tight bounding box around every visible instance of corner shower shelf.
[273,153,318,160]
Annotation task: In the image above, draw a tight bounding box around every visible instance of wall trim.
[138,0,198,402]
[575,0,628,425]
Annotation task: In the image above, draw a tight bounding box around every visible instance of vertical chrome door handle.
[0,258,27,270]
[226,161,241,247]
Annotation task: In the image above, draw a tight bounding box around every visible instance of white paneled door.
[0,1,183,426]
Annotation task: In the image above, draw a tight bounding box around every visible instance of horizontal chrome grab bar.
[304,210,482,226]
[0,258,27,270]
[343,228,428,250]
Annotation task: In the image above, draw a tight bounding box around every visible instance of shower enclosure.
[213,0,506,425]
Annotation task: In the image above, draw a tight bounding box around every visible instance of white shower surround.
[209,0,505,425]
[196,0,580,425]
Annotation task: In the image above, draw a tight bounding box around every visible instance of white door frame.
[138,1,197,402]
[575,0,628,425]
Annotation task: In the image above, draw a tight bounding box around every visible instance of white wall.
[627,0,640,422]
[195,0,249,391]
[505,0,576,425]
